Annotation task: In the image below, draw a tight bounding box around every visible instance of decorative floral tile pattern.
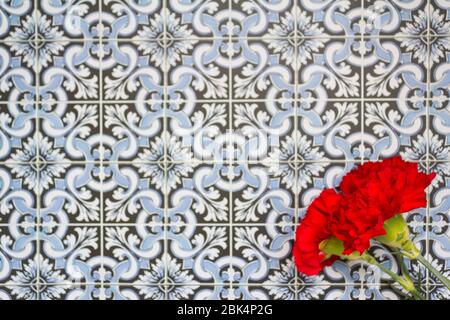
[0,0,449,300]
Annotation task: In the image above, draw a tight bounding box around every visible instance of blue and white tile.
[0,285,38,300]
[297,37,363,100]
[0,225,38,286]
[429,160,450,223]
[103,225,165,284]
[295,0,362,38]
[39,224,102,285]
[231,38,296,100]
[298,100,361,161]
[102,162,165,224]
[167,0,230,39]
[0,102,37,162]
[230,163,296,224]
[362,0,428,37]
[102,40,165,101]
[101,0,162,40]
[0,1,34,42]
[426,220,450,299]
[166,224,231,286]
[364,100,427,161]
[0,163,38,224]
[232,101,296,162]
[428,11,450,100]
[231,225,294,288]
[428,220,450,274]
[0,0,449,302]
[0,41,37,103]
[134,260,203,299]
[32,284,103,300]
[300,285,369,300]
[231,0,297,38]
[105,285,229,300]
[38,0,100,41]
[167,39,230,100]
[429,99,450,166]
[430,1,450,37]
[103,101,164,162]
[37,41,101,102]
[166,100,228,163]
[38,102,101,162]
[167,162,230,225]
[39,162,102,224]
[363,36,428,100]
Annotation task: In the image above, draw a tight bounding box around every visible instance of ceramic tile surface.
[0,0,449,300]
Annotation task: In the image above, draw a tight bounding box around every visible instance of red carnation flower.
[293,157,450,296]
[331,192,387,254]
[333,157,436,254]
[293,189,342,275]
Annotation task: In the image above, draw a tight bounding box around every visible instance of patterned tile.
[230,163,296,224]
[168,0,230,39]
[38,1,100,41]
[0,0,450,300]
[167,224,231,286]
[38,102,101,162]
[0,1,35,43]
[103,225,165,284]
[0,41,37,103]
[0,161,38,224]
[40,162,102,224]
[103,40,165,101]
[363,100,427,160]
[103,101,165,162]
[362,0,428,37]
[231,225,294,287]
[168,38,230,100]
[0,286,39,300]
[101,1,162,40]
[298,100,361,161]
[37,41,101,102]
[40,225,102,284]
[103,162,165,224]
[167,162,230,224]
[0,225,38,285]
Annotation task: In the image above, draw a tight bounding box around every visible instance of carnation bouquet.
[293,157,450,300]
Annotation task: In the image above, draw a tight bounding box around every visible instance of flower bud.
[375,214,420,259]
[319,237,361,260]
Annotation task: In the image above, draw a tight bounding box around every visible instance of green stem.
[398,252,417,290]
[415,254,450,291]
[362,253,424,300]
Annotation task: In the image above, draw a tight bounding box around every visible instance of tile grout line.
[3,34,447,43]
[425,0,431,301]
[163,0,169,301]
[360,0,365,291]
[34,0,41,301]
[0,221,445,228]
[293,3,299,300]
[0,159,442,166]
[228,0,234,300]
[11,97,445,104]
[5,281,432,288]
[99,0,105,300]
[360,0,365,167]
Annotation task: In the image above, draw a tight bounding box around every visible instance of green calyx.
[375,214,420,259]
[319,237,361,261]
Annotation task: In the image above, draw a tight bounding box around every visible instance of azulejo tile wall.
[0,0,449,300]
